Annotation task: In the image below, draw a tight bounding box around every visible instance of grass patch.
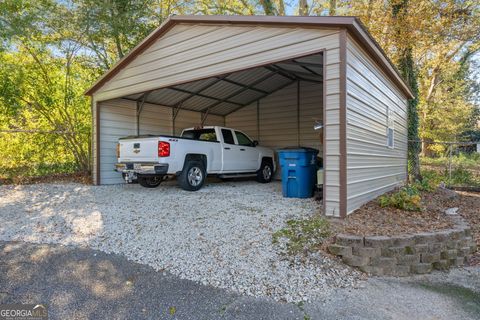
[421,153,480,187]
[272,216,331,256]
[0,162,78,183]
[421,167,480,187]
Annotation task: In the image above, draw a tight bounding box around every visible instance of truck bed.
[118,134,220,143]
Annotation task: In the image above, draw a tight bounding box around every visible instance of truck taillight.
[158,141,170,157]
[116,143,120,158]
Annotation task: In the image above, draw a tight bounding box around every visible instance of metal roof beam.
[281,60,323,69]
[121,97,225,117]
[225,79,297,116]
[170,74,230,107]
[217,77,269,94]
[198,71,278,114]
[263,65,298,81]
[295,63,322,76]
[168,86,244,106]
[271,64,322,80]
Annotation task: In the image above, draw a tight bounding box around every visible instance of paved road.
[0,241,479,320]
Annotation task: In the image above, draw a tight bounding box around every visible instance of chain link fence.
[409,140,480,189]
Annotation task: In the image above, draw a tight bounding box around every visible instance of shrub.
[272,216,331,256]
[449,166,478,186]
[413,176,436,192]
[378,186,422,211]
[421,169,444,187]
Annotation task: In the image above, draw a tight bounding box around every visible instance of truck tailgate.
[118,137,158,162]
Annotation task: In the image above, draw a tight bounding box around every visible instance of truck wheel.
[138,176,163,188]
[179,161,206,191]
[257,160,273,183]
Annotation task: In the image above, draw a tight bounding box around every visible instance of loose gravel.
[0,180,362,302]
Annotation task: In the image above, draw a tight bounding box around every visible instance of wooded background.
[1,0,479,180]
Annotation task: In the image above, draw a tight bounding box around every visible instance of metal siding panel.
[139,103,172,135]
[174,109,201,135]
[324,50,341,217]
[113,27,334,84]
[203,114,224,126]
[346,35,409,214]
[97,99,174,185]
[225,103,258,140]
[98,99,136,184]
[92,99,98,184]
[93,26,339,101]
[258,83,298,149]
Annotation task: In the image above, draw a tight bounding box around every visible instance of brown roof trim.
[85,15,414,99]
[339,29,348,218]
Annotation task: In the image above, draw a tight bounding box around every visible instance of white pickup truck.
[115,126,276,191]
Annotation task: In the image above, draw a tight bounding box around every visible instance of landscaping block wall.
[328,216,477,276]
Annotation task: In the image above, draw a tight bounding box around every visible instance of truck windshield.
[182,129,218,142]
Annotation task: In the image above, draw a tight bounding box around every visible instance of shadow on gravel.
[0,241,301,320]
[419,283,480,315]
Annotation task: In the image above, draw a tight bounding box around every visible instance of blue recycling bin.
[278,148,319,198]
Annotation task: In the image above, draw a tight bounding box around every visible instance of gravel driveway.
[0,180,361,302]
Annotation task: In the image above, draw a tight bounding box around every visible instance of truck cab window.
[182,129,217,142]
[221,129,235,144]
[235,131,253,146]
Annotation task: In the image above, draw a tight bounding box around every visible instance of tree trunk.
[329,0,337,15]
[260,0,275,15]
[392,0,422,181]
[276,0,285,15]
[299,0,308,15]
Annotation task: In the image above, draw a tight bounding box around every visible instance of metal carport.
[86,15,413,218]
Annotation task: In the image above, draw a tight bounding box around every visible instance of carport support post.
[297,80,300,147]
[256,100,260,140]
[136,101,140,135]
[136,92,150,136]
[93,98,100,185]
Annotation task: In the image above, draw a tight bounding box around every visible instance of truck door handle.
[224,147,230,150]
[240,148,246,151]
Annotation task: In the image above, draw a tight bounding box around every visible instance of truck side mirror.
[253,140,259,147]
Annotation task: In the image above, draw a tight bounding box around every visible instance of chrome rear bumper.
[115,163,169,175]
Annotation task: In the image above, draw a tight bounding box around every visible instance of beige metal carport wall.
[86,15,414,218]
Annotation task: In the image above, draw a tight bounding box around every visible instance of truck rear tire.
[257,160,273,183]
[178,160,206,191]
[138,176,163,188]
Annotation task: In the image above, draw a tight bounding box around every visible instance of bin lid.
[277,147,319,154]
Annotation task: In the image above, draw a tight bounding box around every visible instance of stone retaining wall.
[328,216,477,276]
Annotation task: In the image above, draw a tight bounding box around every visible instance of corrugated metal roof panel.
[174,77,218,92]
[229,89,264,104]
[201,81,243,99]
[226,68,273,86]
[274,63,306,74]
[295,53,323,65]
[146,88,188,106]
[255,74,292,92]
[182,95,217,111]
[124,93,144,100]
[209,102,240,115]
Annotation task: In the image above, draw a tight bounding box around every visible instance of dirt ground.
[327,188,480,264]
